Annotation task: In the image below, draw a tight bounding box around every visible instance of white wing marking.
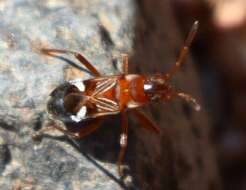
[70,79,85,92]
[70,106,87,122]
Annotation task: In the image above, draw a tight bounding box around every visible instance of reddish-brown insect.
[36,21,200,176]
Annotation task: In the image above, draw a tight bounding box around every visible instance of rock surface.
[0,0,220,190]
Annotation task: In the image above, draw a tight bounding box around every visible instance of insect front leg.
[117,110,128,177]
[39,48,101,77]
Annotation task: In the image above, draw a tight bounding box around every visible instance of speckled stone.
[0,0,135,189]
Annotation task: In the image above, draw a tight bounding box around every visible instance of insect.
[36,21,200,176]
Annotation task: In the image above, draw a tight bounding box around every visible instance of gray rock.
[0,0,135,189]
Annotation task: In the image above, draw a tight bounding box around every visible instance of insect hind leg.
[117,110,128,177]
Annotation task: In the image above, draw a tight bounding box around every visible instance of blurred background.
[172,0,246,189]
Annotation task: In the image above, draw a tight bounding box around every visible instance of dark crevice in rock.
[99,25,114,50]
[31,112,46,131]
[0,144,11,174]
[0,122,18,132]
[112,58,118,71]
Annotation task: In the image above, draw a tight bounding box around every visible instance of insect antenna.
[177,92,201,111]
[165,21,199,81]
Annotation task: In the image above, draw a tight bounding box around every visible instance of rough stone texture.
[0,0,220,190]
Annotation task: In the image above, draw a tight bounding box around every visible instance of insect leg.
[121,54,128,74]
[131,109,160,134]
[32,122,81,140]
[33,117,104,140]
[74,117,105,139]
[165,21,199,80]
[117,110,128,177]
[40,48,101,77]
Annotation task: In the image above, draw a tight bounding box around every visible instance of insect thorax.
[143,74,173,101]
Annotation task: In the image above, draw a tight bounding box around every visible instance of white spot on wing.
[70,106,87,122]
[69,79,85,92]
[77,106,87,118]
[70,115,81,123]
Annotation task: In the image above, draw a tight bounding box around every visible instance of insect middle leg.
[32,121,80,140]
[40,48,101,77]
[33,117,105,140]
[117,110,128,176]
